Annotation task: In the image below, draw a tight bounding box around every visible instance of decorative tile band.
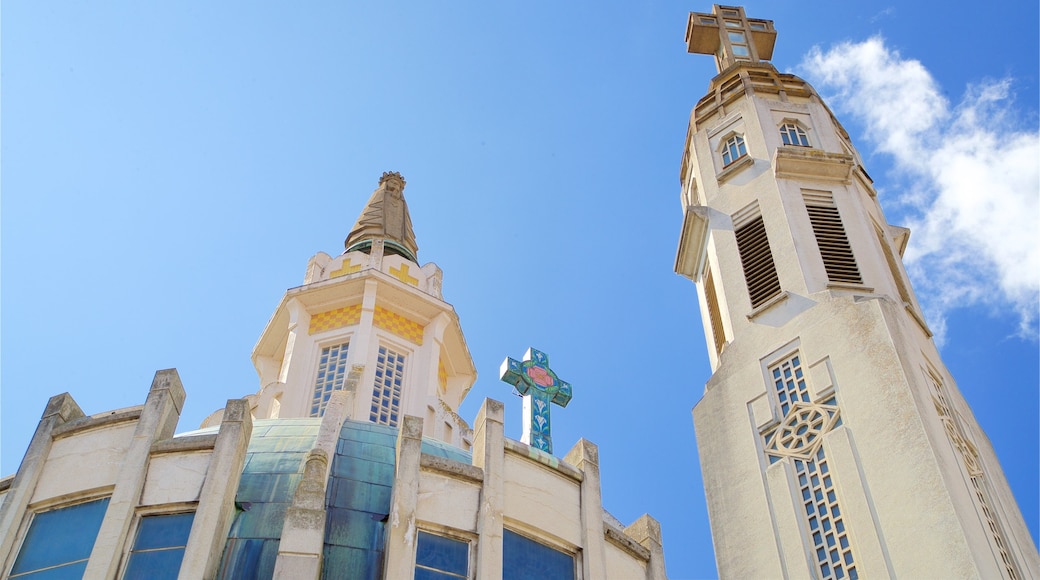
[309,305,362,335]
[373,306,424,345]
[438,356,448,393]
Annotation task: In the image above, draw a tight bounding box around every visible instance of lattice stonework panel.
[761,353,859,580]
[309,305,362,335]
[929,373,1020,579]
[371,346,405,427]
[311,342,350,417]
[373,306,424,345]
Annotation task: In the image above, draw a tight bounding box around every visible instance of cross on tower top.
[500,348,572,454]
[686,5,777,73]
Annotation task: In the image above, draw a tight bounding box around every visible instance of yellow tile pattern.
[308,304,362,335]
[329,259,362,278]
[374,306,424,345]
[389,263,419,286]
[438,356,448,393]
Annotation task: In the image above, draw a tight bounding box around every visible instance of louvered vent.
[704,266,726,354]
[805,198,862,284]
[734,215,782,308]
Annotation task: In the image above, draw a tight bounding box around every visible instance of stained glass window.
[10,497,110,578]
[312,342,350,417]
[123,512,195,580]
[414,531,468,579]
[370,346,404,426]
[502,529,574,580]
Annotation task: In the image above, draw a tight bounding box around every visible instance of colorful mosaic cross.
[499,348,572,454]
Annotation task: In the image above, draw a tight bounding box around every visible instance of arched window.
[721,135,747,166]
[780,123,810,147]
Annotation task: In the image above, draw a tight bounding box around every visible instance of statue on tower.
[344,171,419,262]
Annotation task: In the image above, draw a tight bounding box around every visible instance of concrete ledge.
[419,453,483,483]
[151,434,218,455]
[0,475,13,494]
[52,407,144,440]
[503,439,583,483]
[603,522,652,561]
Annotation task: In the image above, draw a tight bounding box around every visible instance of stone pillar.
[472,399,505,579]
[383,415,424,579]
[179,398,252,580]
[0,393,85,572]
[85,369,186,580]
[625,514,669,580]
[272,450,329,579]
[564,439,607,580]
[273,389,353,579]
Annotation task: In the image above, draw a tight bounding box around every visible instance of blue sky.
[2,3,1037,578]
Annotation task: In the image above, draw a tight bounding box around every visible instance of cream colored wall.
[141,451,212,506]
[31,421,137,503]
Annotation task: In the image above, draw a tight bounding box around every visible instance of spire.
[344,171,419,262]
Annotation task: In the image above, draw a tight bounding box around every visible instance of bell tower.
[216,172,477,449]
[675,6,1039,578]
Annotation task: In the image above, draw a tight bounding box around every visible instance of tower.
[674,6,1039,579]
[219,171,478,449]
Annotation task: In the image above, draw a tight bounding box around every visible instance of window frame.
[779,122,811,147]
[9,496,111,579]
[121,509,196,580]
[720,133,748,167]
[414,529,471,580]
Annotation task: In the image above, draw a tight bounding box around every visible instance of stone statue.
[344,171,419,261]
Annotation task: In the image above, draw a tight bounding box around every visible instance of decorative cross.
[499,348,572,454]
[686,5,776,73]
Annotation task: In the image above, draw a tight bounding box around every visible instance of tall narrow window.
[760,354,859,580]
[371,346,404,426]
[503,529,575,580]
[734,213,782,308]
[312,342,350,417]
[123,512,195,580]
[780,123,810,146]
[704,265,726,354]
[721,135,747,166]
[415,531,468,579]
[10,497,110,578]
[804,194,862,285]
[928,373,1020,578]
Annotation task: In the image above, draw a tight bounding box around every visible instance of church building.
[0,172,667,579]
[674,5,1040,579]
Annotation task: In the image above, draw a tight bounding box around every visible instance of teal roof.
[209,418,472,579]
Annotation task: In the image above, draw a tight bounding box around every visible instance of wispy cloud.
[799,37,1039,342]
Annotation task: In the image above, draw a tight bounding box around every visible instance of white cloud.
[800,38,1040,342]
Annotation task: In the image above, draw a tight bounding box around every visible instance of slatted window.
[704,265,726,354]
[805,194,862,284]
[734,214,782,308]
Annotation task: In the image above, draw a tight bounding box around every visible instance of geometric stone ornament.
[499,348,572,454]
[765,401,840,460]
